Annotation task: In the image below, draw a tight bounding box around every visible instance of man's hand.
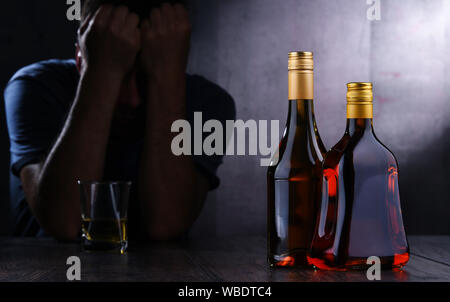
[78,5,141,79]
[140,3,191,81]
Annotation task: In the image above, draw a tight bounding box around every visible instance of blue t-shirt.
[4,59,235,238]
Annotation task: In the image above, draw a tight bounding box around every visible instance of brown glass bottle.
[267,52,326,267]
[308,82,409,270]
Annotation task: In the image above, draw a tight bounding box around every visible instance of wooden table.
[0,236,449,282]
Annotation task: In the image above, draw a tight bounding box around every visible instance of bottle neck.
[288,70,313,100]
[286,99,316,132]
[287,65,315,127]
[345,118,374,136]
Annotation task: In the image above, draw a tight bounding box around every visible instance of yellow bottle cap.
[288,51,314,71]
[288,52,314,100]
[346,82,373,118]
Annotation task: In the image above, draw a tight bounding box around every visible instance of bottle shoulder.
[323,134,350,168]
[324,132,398,170]
[269,149,323,179]
[269,131,325,178]
[269,139,324,179]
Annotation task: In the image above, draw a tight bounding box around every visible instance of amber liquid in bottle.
[308,83,409,270]
[267,52,326,267]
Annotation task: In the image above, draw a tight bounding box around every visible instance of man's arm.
[138,4,209,240]
[20,5,140,240]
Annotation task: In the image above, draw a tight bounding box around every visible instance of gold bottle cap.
[346,82,373,102]
[288,51,314,100]
[288,51,314,71]
[346,82,373,118]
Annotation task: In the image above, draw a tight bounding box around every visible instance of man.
[4,0,235,241]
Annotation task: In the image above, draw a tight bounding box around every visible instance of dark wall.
[0,0,449,236]
[0,1,78,235]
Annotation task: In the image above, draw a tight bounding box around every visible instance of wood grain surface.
[0,236,448,282]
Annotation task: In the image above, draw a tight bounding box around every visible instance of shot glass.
[78,181,131,254]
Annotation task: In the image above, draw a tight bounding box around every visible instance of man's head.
[76,0,188,138]
[80,0,187,23]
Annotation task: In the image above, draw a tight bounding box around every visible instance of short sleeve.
[187,75,236,190]
[4,78,67,177]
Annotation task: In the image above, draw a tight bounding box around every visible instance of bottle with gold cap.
[307,82,409,270]
[267,51,326,267]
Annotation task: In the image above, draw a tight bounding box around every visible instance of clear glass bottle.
[308,82,409,270]
[267,52,326,267]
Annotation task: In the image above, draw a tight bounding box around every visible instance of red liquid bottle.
[308,82,409,270]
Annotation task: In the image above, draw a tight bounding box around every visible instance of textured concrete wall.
[0,0,449,236]
[369,0,450,235]
[188,0,450,236]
